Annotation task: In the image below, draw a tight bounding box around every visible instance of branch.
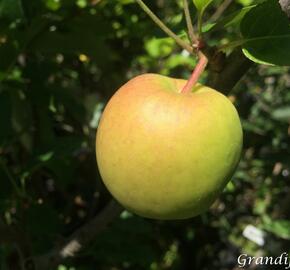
[90,0,102,5]
[31,200,123,270]
[279,0,290,18]
[207,48,252,94]
[206,0,289,93]
[209,0,233,22]
[135,0,194,54]
[183,0,198,45]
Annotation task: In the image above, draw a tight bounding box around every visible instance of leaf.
[29,14,112,62]
[26,205,61,235]
[21,136,83,186]
[263,219,290,240]
[49,85,86,123]
[237,0,254,5]
[0,0,24,20]
[240,0,290,66]
[237,0,265,6]
[0,42,19,72]
[26,204,62,253]
[45,0,61,11]
[193,0,213,34]
[271,106,290,122]
[145,37,175,58]
[206,5,255,32]
[192,0,213,13]
[38,151,54,162]
[0,17,51,73]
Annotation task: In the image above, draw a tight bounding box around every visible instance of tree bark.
[279,0,290,18]
[31,200,123,270]
[207,49,252,94]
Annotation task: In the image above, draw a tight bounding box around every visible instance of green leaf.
[49,85,86,123]
[206,5,255,32]
[192,0,213,13]
[26,204,62,253]
[192,0,213,33]
[237,0,265,6]
[38,151,54,162]
[0,42,19,72]
[0,0,24,20]
[240,0,290,66]
[145,37,175,58]
[29,14,111,62]
[27,204,61,235]
[271,106,290,122]
[263,219,290,240]
[237,0,254,5]
[45,0,61,11]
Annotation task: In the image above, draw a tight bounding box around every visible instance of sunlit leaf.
[263,219,290,240]
[271,107,290,122]
[192,0,213,12]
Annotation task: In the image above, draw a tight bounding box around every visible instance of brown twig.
[279,0,290,18]
[206,0,290,95]
[183,0,198,45]
[209,0,233,22]
[207,48,252,94]
[135,0,194,54]
[206,0,290,93]
[31,200,123,270]
[90,0,102,6]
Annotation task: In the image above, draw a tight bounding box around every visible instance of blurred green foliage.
[0,0,289,269]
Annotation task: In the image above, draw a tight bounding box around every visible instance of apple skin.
[96,73,243,220]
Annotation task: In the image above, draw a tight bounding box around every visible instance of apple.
[96,73,243,220]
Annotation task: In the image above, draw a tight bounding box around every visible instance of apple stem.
[135,0,194,54]
[181,53,208,94]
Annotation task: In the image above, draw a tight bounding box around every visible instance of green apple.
[96,73,243,220]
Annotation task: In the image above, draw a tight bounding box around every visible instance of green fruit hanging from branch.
[95,0,243,220]
[96,72,242,219]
